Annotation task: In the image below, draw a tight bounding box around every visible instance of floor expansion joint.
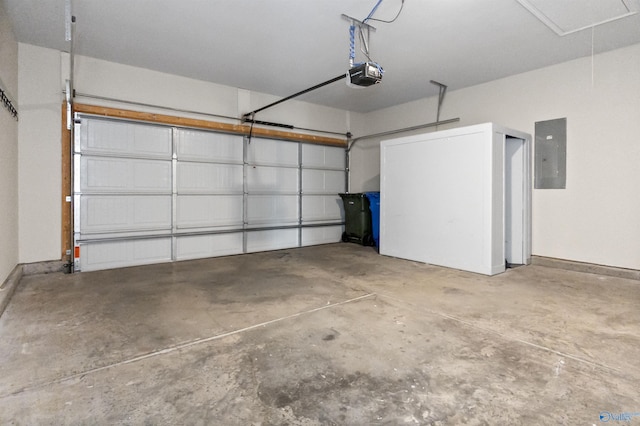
[2,292,376,398]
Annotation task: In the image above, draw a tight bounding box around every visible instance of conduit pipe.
[345,117,460,193]
[64,6,76,273]
[347,117,460,151]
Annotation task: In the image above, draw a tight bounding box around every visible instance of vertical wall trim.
[242,136,249,253]
[60,104,72,260]
[298,142,303,247]
[171,127,179,261]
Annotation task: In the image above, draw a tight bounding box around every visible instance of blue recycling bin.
[364,192,380,248]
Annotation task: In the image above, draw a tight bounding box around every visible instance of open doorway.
[505,136,529,267]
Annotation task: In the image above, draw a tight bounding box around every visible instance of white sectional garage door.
[73,115,345,271]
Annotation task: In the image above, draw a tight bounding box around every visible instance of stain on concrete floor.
[1,244,639,425]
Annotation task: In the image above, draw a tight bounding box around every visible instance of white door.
[73,116,345,271]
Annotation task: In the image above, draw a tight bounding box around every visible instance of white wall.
[17,45,354,265]
[0,5,19,283]
[18,44,63,264]
[17,41,640,271]
[69,54,351,134]
[352,42,640,270]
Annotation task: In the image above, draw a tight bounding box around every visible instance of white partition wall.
[380,123,531,276]
[74,116,346,271]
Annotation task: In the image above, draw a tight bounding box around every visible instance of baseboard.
[0,260,66,319]
[0,264,24,318]
[22,260,65,276]
[531,256,640,281]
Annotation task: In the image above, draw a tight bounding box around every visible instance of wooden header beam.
[73,103,347,147]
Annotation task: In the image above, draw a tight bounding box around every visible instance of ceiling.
[3,0,640,113]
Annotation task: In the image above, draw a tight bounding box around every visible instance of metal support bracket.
[341,14,377,32]
[430,80,448,124]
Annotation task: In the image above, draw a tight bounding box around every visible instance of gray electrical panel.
[535,118,566,189]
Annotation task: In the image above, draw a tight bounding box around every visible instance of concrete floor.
[0,244,639,425]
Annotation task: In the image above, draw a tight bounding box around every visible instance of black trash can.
[339,193,375,246]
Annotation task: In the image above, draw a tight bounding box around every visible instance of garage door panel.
[80,238,172,272]
[177,162,243,194]
[302,195,343,223]
[301,226,343,246]
[175,233,243,261]
[75,116,347,271]
[247,195,299,226]
[80,195,172,234]
[246,229,299,253]
[302,144,345,169]
[176,195,243,229]
[247,166,299,194]
[80,118,172,158]
[176,129,243,163]
[302,169,345,194]
[81,156,172,193]
[247,138,298,167]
